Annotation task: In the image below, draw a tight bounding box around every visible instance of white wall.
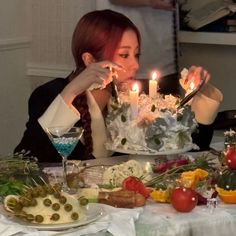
[0,0,31,156]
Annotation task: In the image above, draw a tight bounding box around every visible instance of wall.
[0,0,31,156]
[28,0,96,87]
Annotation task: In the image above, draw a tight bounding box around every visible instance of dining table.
[1,130,236,236]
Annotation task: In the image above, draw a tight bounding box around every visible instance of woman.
[15,9,222,162]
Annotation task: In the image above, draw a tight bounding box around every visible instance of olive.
[50,213,60,221]
[39,189,47,198]
[43,198,52,207]
[13,202,23,213]
[79,197,89,206]
[53,191,61,199]
[20,198,30,207]
[52,203,60,211]
[64,203,73,212]
[35,214,44,223]
[59,196,67,204]
[30,198,37,207]
[26,214,34,222]
[31,188,39,198]
[71,212,79,220]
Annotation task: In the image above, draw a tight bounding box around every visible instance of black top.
[15,75,214,162]
[14,77,92,162]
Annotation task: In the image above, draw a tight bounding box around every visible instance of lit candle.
[189,81,195,91]
[130,83,139,119]
[149,71,159,98]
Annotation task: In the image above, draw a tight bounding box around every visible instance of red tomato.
[171,187,198,212]
[122,176,150,198]
[225,147,236,170]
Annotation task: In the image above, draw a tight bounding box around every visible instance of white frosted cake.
[105,92,197,154]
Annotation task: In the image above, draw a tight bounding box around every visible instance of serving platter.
[107,144,195,156]
[0,203,103,231]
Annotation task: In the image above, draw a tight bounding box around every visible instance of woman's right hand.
[61,61,122,105]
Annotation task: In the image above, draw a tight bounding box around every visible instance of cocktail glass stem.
[62,157,69,192]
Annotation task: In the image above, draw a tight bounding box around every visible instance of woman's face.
[112,29,140,91]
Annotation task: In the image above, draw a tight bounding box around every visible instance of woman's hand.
[61,61,123,105]
[184,66,211,92]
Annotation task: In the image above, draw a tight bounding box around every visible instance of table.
[2,148,236,236]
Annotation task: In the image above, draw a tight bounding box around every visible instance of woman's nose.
[130,57,139,71]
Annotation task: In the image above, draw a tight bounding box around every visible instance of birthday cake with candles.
[105,87,197,154]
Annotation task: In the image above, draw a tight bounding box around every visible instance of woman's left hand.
[184,66,210,91]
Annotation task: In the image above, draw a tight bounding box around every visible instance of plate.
[108,144,194,156]
[1,203,103,231]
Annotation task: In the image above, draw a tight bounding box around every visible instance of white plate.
[1,204,103,231]
[108,144,194,156]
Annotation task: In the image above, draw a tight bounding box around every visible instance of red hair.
[72,9,141,71]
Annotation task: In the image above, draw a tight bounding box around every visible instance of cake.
[105,92,197,154]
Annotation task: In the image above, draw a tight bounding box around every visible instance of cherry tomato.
[122,176,150,198]
[225,147,236,170]
[171,187,198,212]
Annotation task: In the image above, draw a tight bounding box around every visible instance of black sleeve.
[14,78,88,163]
[191,123,214,151]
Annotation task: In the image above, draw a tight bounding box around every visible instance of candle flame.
[132,83,139,92]
[190,82,195,90]
[151,70,160,81]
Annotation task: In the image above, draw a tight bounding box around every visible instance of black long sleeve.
[14,78,89,162]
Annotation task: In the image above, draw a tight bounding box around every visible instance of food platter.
[0,203,103,231]
[107,144,195,156]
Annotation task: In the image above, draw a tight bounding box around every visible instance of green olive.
[59,196,67,204]
[13,202,23,213]
[50,213,60,221]
[53,191,61,199]
[30,198,37,207]
[43,198,52,207]
[26,214,34,222]
[71,212,79,220]
[52,203,60,211]
[64,203,73,212]
[79,197,89,206]
[35,214,44,223]
[39,189,47,198]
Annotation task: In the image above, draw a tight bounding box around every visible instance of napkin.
[0,203,142,236]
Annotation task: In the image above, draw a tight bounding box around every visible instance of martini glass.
[46,126,84,193]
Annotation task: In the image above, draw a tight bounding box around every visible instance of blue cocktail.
[46,126,84,193]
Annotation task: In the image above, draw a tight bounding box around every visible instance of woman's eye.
[119,53,129,58]
[136,53,141,59]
